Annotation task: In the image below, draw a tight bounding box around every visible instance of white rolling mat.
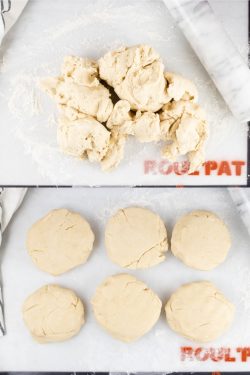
[0,0,248,186]
[0,187,250,372]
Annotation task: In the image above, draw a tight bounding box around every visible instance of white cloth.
[0,0,29,45]
[0,188,27,335]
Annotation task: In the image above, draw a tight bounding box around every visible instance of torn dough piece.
[99,45,169,111]
[58,115,110,163]
[92,273,162,342]
[23,284,85,343]
[107,100,161,142]
[171,210,231,271]
[101,128,126,171]
[160,100,208,173]
[61,56,99,87]
[165,281,235,342]
[105,207,168,269]
[41,56,113,122]
[165,72,198,102]
[27,208,95,275]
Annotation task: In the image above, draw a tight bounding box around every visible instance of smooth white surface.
[0,0,248,186]
[0,187,250,371]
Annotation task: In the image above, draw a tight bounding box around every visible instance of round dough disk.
[27,208,95,275]
[171,210,231,271]
[105,207,168,269]
[92,273,162,342]
[22,284,85,343]
[165,281,235,342]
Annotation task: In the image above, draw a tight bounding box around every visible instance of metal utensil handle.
[0,189,6,335]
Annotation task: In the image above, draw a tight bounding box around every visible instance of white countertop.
[0,0,248,186]
[0,187,250,372]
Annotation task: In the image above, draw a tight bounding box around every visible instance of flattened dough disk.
[105,207,168,269]
[171,210,231,270]
[22,284,85,343]
[165,281,235,342]
[92,273,162,342]
[27,208,95,275]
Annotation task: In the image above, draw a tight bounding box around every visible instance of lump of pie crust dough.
[99,45,169,112]
[41,56,113,123]
[165,72,198,102]
[26,208,95,276]
[57,116,110,163]
[92,273,162,342]
[105,207,168,269]
[101,128,127,171]
[61,56,99,87]
[128,111,161,143]
[165,281,235,342]
[171,210,231,271]
[160,100,208,173]
[23,284,84,343]
[107,100,161,143]
[106,100,133,130]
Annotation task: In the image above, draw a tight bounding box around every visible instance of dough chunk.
[107,100,161,142]
[165,72,198,102]
[57,116,110,163]
[99,45,169,111]
[101,128,126,171]
[23,284,84,343]
[105,207,168,269]
[27,208,95,275]
[128,111,161,142]
[171,210,231,271]
[165,281,235,342]
[41,56,113,122]
[160,100,208,173]
[92,274,162,342]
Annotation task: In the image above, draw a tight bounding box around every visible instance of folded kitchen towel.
[0,188,27,335]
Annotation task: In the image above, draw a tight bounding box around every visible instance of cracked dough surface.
[22,284,84,343]
[58,116,110,162]
[160,100,208,173]
[171,210,231,271]
[41,45,209,172]
[105,207,168,269]
[92,273,162,342]
[165,281,235,342]
[99,45,169,111]
[41,56,113,123]
[27,208,95,276]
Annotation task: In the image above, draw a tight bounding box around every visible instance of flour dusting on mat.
[0,0,247,183]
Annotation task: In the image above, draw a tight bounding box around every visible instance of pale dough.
[107,100,161,142]
[23,284,85,343]
[100,128,126,171]
[171,210,231,271]
[58,116,110,163]
[41,56,113,123]
[41,46,209,172]
[165,281,235,342]
[160,100,208,173]
[99,45,169,111]
[27,208,95,275]
[165,72,198,102]
[92,273,162,342]
[105,207,168,269]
